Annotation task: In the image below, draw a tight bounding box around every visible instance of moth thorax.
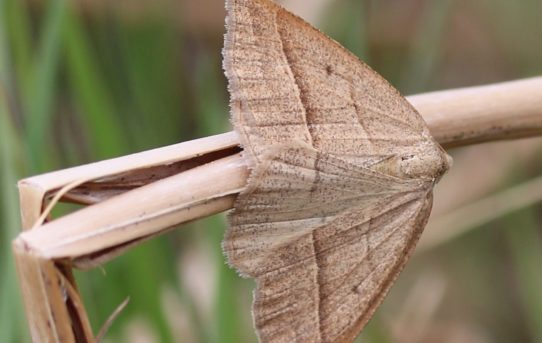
[398,144,452,181]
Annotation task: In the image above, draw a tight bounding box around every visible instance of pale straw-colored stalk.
[12,77,542,342]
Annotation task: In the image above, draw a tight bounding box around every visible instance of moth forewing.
[223,0,450,342]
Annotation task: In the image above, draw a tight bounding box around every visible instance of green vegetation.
[1,0,541,342]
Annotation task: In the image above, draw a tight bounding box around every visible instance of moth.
[222,0,452,342]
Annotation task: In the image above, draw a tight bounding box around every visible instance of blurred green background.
[1,0,542,342]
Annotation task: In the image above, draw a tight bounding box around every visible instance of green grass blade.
[322,0,369,61]
[0,0,9,83]
[62,4,127,159]
[23,0,66,172]
[0,1,28,340]
[4,0,32,94]
[0,91,29,343]
[400,0,453,93]
[116,20,183,149]
[504,208,542,342]
[207,216,243,343]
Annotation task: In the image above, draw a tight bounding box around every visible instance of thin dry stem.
[13,77,542,342]
[410,77,542,148]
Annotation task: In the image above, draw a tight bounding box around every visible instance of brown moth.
[222,0,452,342]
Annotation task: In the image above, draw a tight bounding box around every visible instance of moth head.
[398,143,452,182]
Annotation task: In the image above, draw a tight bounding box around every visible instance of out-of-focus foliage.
[1,0,541,342]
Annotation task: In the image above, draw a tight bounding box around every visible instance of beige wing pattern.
[223,0,439,168]
[224,144,433,342]
[223,0,448,342]
[223,0,313,166]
